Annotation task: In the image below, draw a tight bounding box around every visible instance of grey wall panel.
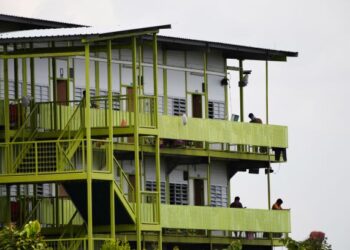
[208,74,225,101]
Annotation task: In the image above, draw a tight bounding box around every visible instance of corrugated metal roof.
[0,24,171,43]
[0,13,86,28]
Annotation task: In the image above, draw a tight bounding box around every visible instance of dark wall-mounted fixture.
[239,70,252,87]
[221,77,229,86]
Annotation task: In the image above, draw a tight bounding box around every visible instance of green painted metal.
[84,43,94,250]
[266,60,269,124]
[160,205,291,233]
[162,49,168,115]
[158,115,288,148]
[239,60,244,122]
[2,51,85,59]
[203,51,208,119]
[224,59,229,120]
[131,36,142,250]
[3,53,10,171]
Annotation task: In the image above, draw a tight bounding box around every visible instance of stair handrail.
[10,130,39,173]
[113,156,134,198]
[12,103,39,143]
[57,97,85,142]
[22,198,42,226]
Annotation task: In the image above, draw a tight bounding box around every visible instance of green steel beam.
[239,60,244,122]
[0,173,88,184]
[132,36,142,250]
[13,45,19,99]
[1,51,85,59]
[184,51,188,115]
[153,33,159,128]
[84,43,94,250]
[224,59,229,120]
[95,52,100,98]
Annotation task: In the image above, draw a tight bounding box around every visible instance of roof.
[0,13,85,32]
[0,20,297,61]
[0,25,172,43]
[154,35,298,61]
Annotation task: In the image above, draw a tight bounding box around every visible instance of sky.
[1,0,349,249]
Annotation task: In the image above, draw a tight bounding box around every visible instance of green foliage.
[101,239,131,250]
[227,240,242,250]
[284,237,332,250]
[0,220,47,250]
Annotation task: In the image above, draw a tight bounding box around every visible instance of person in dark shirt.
[272,198,283,210]
[230,196,243,208]
[248,113,262,124]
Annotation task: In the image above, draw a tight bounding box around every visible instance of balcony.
[160,204,290,233]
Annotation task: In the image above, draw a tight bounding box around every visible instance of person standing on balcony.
[230,196,243,208]
[230,196,243,238]
[248,113,262,124]
[272,198,283,210]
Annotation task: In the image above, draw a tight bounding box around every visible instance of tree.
[0,220,47,250]
[284,232,332,250]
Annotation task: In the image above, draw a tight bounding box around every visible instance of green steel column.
[52,56,57,130]
[95,52,100,98]
[239,60,244,122]
[3,50,10,172]
[184,51,188,114]
[107,40,115,238]
[153,33,159,127]
[162,49,168,115]
[30,43,35,101]
[207,156,211,205]
[22,57,27,97]
[265,60,269,125]
[203,51,208,119]
[132,36,142,250]
[155,136,161,223]
[14,45,19,100]
[84,43,94,250]
[224,59,229,120]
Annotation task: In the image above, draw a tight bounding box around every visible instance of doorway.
[192,94,202,118]
[57,79,68,105]
[194,179,204,206]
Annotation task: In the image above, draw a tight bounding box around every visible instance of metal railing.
[141,191,159,224]
[113,156,135,212]
[2,139,86,175]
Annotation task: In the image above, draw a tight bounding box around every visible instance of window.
[208,101,225,119]
[210,185,227,207]
[168,97,186,116]
[170,183,188,205]
[145,181,166,203]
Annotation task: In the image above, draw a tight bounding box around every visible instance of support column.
[107,40,115,238]
[239,60,244,122]
[85,43,94,250]
[162,49,168,115]
[155,136,162,250]
[52,55,57,130]
[132,36,142,250]
[30,44,36,128]
[14,45,19,100]
[153,33,159,127]
[265,60,269,125]
[3,49,10,172]
[203,51,208,119]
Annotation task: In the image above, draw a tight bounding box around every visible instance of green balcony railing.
[158,115,288,149]
[160,205,291,233]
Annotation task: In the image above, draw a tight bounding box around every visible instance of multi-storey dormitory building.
[0,14,297,250]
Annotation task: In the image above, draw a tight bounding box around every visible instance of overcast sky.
[1,0,349,249]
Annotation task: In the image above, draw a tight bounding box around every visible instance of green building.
[0,14,297,250]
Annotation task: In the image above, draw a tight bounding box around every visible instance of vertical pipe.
[84,43,94,250]
[184,51,188,115]
[239,60,244,122]
[155,136,162,250]
[153,33,159,127]
[207,156,211,205]
[22,55,27,97]
[132,36,142,250]
[107,40,115,238]
[30,43,35,101]
[265,60,269,125]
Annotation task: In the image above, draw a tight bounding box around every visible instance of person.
[248,113,262,124]
[272,198,283,210]
[230,196,243,208]
[230,196,243,238]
